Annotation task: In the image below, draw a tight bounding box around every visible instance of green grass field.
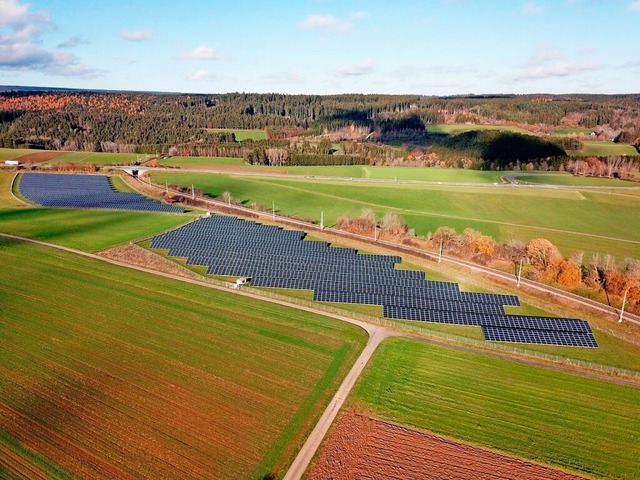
[285,166,506,183]
[427,123,532,135]
[351,337,640,479]
[0,148,42,161]
[569,141,639,157]
[52,151,142,164]
[148,172,640,260]
[207,128,266,141]
[0,208,190,251]
[553,127,593,135]
[160,156,245,167]
[0,237,366,479]
[513,173,639,187]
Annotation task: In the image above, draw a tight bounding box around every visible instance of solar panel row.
[150,214,598,348]
[384,305,592,333]
[20,173,184,213]
[482,326,598,348]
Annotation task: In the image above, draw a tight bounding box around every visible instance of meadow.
[160,156,245,167]
[553,128,593,135]
[207,128,266,141]
[148,172,640,260]
[351,337,640,480]
[512,172,638,187]
[0,237,366,479]
[569,141,639,157]
[426,123,532,135]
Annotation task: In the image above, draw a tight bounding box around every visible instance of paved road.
[282,327,397,480]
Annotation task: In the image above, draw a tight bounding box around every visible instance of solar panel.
[20,173,184,213]
[149,213,598,348]
[482,326,598,347]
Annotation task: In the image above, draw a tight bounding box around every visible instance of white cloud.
[299,14,353,33]
[521,1,543,14]
[187,69,213,81]
[337,60,374,76]
[0,0,46,27]
[352,11,369,19]
[120,30,153,42]
[178,45,221,60]
[57,36,88,49]
[513,62,601,80]
[629,1,640,10]
[0,0,98,77]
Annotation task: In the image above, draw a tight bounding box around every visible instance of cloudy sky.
[1,0,639,95]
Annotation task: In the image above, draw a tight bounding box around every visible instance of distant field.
[513,173,638,187]
[0,237,366,479]
[553,127,592,135]
[207,128,266,141]
[427,123,532,135]
[569,141,639,157]
[52,151,141,164]
[160,156,245,167]
[351,338,640,480]
[0,148,147,165]
[0,148,43,161]
[285,166,506,183]
[148,172,640,260]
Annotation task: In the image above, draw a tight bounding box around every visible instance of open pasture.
[160,156,245,167]
[0,237,366,479]
[51,151,141,164]
[207,128,266,141]
[0,147,49,162]
[148,172,640,260]
[569,141,639,157]
[511,172,638,187]
[553,128,593,136]
[427,123,532,135]
[0,208,191,252]
[350,337,640,480]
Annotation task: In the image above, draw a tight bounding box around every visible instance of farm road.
[3,233,640,480]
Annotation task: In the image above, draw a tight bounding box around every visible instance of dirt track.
[307,410,588,480]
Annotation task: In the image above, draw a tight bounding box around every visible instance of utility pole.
[516,258,524,287]
[619,288,628,323]
[192,184,195,200]
[320,211,324,230]
[438,238,443,263]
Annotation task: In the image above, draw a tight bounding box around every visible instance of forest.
[1,90,639,172]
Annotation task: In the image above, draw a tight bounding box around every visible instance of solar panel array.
[19,173,184,213]
[151,215,598,348]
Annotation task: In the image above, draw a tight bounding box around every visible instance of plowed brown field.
[308,410,588,480]
[15,152,64,163]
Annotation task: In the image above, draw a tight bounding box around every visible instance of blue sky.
[1,0,639,95]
